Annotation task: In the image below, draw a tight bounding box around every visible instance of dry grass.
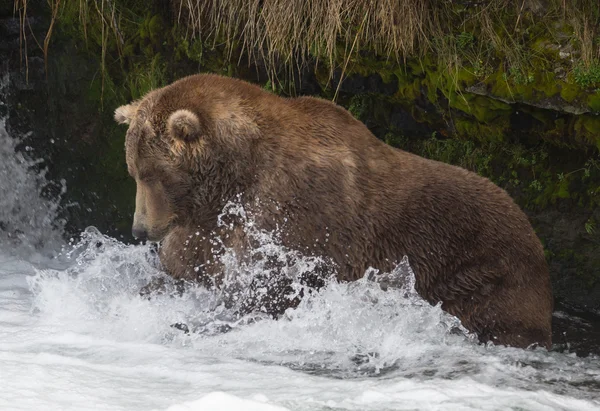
[570,3,600,67]
[173,0,436,74]
[12,0,600,93]
[171,0,600,86]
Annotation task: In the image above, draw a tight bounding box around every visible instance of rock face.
[3,2,600,314]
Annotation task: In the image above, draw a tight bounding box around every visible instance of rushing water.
[1,75,600,411]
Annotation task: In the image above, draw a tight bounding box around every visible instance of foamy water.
[1,74,600,411]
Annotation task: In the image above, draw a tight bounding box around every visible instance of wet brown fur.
[115,73,553,349]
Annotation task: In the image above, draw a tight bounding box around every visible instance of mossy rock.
[588,92,600,113]
[449,92,511,123]
[561,83,580,103]
[453,117,507,141]
[574,115,600,149]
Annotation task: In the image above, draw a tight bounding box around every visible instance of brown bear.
[114,73,553,349]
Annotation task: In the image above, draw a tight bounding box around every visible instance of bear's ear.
[114,102,139,125]
[167,109,201,142]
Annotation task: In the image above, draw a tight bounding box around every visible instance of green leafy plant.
[573,60,600,88]
[456,32,475,50]
[585,218,596,235]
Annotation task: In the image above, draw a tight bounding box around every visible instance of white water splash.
[13,218,600,410]
[0,74,65,257]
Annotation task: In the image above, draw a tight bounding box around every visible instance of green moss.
[347,94,371,120]
[573,115,600,149]
[147,15,164,44]
[394,72,421,101]
[453,117,507,142]
[340,52,398,83]
[176,38,203,62]
[383,132,409,148]
[582,115,600,134]
[455,67,477,86]
[588,92,600,113]
[401,57,450,102]
[336,44,596,153]
[138,14,165,48]
[531,72,560,98]
[449,92,511,125]
[407,59,425,76]
[556,177,572,199]
[486,67,563,103]
[532,38,554,55]
[488,68,520,101]
[561,83,580,103]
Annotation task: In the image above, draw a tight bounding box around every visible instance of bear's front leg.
[157,226,226,284]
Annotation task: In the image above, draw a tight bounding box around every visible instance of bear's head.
[114,75,262,241]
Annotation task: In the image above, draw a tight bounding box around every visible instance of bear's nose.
[132,226,148,240]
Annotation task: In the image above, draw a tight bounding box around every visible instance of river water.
[1,75,599,410]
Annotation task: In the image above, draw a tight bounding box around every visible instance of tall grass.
[12,0,600,92]
[172,0,600,78]
[174,0,432,66]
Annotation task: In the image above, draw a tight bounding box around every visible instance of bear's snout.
[132,225,148,241]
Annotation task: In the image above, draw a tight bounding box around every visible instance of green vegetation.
[574,61,600,88]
